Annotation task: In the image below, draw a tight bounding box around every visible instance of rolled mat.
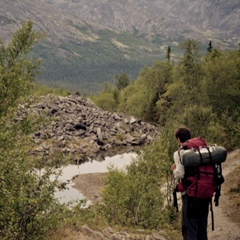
[180,145,227,167]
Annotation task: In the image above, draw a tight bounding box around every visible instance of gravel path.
[208,149,240,240]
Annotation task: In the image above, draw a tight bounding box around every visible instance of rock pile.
[17,93,159,161]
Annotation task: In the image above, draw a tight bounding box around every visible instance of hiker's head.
[175,127,191,143]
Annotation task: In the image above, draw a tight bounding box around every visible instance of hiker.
[171,127,210,240]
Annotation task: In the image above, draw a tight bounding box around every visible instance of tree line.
[91,40,240,150]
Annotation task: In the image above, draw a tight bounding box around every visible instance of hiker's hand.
[171,163,176,171]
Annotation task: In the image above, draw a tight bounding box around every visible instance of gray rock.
[17,94,159,161]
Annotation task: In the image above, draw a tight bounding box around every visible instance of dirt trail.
[208,149,240,240]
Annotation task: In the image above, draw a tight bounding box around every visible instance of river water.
[54,152,138,205]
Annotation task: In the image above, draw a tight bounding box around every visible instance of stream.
[54,152,138,205]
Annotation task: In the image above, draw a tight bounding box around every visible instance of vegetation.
[101,142,178,229]
[0,21,41,117]
[34,26,165,94]
[89,39,240,234]
[92,39,240,150]
[0,21,76,240]
[1,20,240,240]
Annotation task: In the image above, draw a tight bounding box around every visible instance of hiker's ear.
[177,137,182,146]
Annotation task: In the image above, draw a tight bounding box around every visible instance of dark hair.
[175,127,192,143]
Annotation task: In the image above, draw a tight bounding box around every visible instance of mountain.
[44,0,240,44]
[0,0,239,93]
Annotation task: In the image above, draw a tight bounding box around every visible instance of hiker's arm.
[172,151,185,179]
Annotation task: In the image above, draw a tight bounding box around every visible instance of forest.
[92,40,240,151]
[0,21,239,239]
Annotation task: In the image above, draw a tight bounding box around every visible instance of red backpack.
[173,138,225,230]
[180,137,217,199]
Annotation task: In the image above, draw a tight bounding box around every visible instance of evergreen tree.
[115,73,130,90]
[0,21,43,117]
[166,46,171,62]
[175,39,203,106]
[202,50,240,117]
[207,40,213,53]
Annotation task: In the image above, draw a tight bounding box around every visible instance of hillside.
[0,0,239,93]
[47,0,240,44]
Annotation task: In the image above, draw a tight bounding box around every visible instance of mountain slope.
[0,0,239,93]
[40,0,240,44]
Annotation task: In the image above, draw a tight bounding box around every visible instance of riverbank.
[73,172,106,204]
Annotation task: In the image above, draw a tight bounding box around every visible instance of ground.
[73,172,106,204]
[72,149,240,240]
[208,149,240,240]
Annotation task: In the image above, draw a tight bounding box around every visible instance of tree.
[155,39,204,126]
[117,62,173,122]
[166,46,171,62]
[176,39,203,106]
[0,21,68,240]
[0,20,43,117]
[207,40,213,53]
[202,50,240,117]
[118,80,149,118]
[202,49,240,149]
[115,73,130,90]
[141,61,173,122]
[91,82,118,112]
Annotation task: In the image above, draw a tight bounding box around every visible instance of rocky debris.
[17,94,159,161]
[76,225,169,240]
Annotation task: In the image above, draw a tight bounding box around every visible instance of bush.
[101,144,179,229]
[0,117,68,240]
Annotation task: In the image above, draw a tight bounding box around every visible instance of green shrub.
[0,118,68,240]
[101,143,179,229]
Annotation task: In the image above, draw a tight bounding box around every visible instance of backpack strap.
[197,148,204,164]
[173,187,179,212]
[214,184,221,206]
[214,163,224,206]
[178,147,184,165]
[206,147,213,163]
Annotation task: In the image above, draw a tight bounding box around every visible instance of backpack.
[173,137,227,230]
[179,138,226,200]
